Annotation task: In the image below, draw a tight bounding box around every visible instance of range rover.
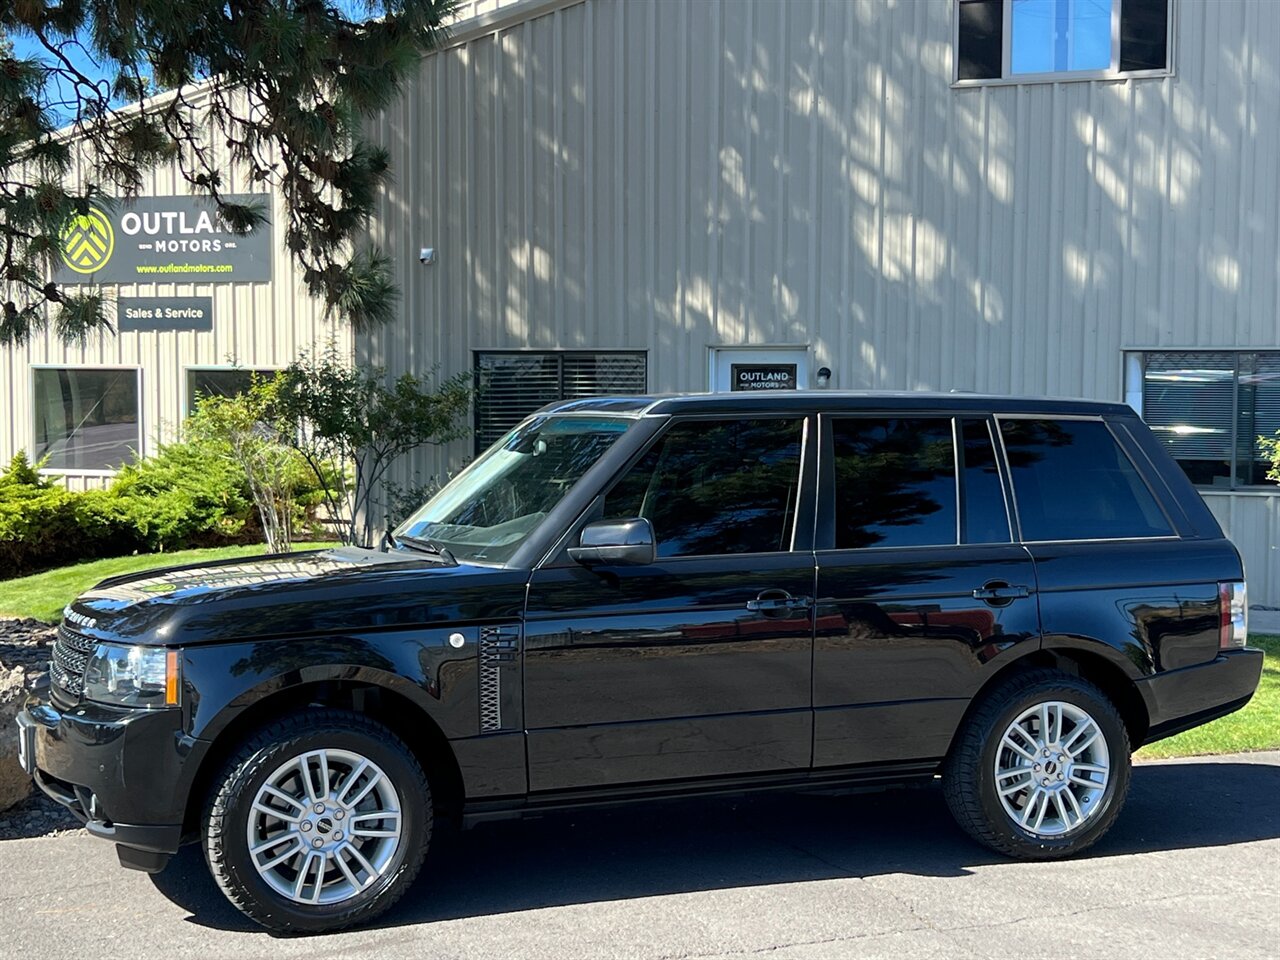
[15,392,1262,932]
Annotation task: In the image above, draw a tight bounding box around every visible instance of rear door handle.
[972,583,1031,601]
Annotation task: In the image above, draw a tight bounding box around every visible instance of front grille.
[51,624,96,697]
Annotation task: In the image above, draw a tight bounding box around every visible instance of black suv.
[16,393,1262,932]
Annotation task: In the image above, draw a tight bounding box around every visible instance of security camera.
[419,247,437,265]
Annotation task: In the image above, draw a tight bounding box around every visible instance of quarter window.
[32,367,141,471]
[830,418,958,550]
[603,418,804,557]
[957,0,1171,82]
[999,418,1172,541]
[1127,351,1280,489]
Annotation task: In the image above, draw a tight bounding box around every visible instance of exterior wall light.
[816,366,832,388]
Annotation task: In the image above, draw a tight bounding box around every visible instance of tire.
[204,709,432,934]
[943,669,1131,859]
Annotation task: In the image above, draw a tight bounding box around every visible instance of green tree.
[272,347,471,548]
[0,0,457,345]
[185,389,306,554]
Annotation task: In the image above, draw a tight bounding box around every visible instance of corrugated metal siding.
[1204,493,1280,608]
[0,90,349,487]
[352,0,1280,599]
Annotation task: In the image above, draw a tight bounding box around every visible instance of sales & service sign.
[54,194,272,284]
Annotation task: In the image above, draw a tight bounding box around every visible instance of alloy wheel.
[246,748,403,905]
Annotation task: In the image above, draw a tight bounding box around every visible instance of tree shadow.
[150,757,1280,935]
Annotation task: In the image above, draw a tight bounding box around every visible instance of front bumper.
[17,693,206,870]
[1137,647,1265,744]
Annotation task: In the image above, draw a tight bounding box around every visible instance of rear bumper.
[19,694,206,866]
[1137,648,1264,745]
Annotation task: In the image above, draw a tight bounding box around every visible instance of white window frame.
[953,0,1176,87]
[1123,347,1280,493]
[30,364,144,476]
[182,364,280,419]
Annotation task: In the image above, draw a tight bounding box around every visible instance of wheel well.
[957,648,1150,752]
[182,681,465,838]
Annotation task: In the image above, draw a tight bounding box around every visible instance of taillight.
[1219,581,1247,650]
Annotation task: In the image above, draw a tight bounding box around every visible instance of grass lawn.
[0,542,332,623]
[1137,634,1280,760]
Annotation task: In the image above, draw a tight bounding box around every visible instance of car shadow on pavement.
[150,757,1280,935]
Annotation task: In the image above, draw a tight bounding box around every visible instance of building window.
[473,351,647,454]
[1126,351,1280,489]
[32,367,141,471]
[956,0,1171,82]
[186,368,278,414]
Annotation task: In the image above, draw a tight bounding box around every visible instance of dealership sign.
[731,363,798,391]
[55,194,272,284]
[117,296,214,333]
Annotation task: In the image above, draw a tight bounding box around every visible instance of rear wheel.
[205,710,431,933]
[943,670,1131,859]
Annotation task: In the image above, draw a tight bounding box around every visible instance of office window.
[186,368,277,412]
[32,368,140,471]
[957,0,1171,82]
[1129,351,1280,489]
[473,351,647,454]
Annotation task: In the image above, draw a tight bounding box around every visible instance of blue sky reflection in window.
[1011,0,1113,74]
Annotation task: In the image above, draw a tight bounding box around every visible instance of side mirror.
[568,518,656,567]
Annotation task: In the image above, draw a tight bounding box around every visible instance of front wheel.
[205,710,431,933]
[943,670,1132,859]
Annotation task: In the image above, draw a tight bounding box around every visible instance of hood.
[63,546,529,645]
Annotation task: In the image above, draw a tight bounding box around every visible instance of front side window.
[999,418,1172,541]
[829,418,958,550]
[186,368,278,412]
[397,415,634,563]
[603,418,804,557]
[1130,351,1280,489]
[32,367,140,471]
[957,0,1171,82]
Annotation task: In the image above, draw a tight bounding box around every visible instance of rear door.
[523,415,818,792]
[813,414,1041,768]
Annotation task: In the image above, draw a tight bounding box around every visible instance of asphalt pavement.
[1,751,1277,959]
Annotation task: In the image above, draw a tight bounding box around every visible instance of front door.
[710,346,811,393]
[812,414,1041,768]
[523,415,818,792]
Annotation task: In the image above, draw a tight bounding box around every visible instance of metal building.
[6,0,1280,602]
[362,0,1280,601]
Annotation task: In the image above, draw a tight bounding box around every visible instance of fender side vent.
[479,625,519,732]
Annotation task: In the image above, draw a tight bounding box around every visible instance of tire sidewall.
[210,722,430,932]
[974,682,1130,857]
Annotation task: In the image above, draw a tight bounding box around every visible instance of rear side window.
[999,419,1173,541]
[603,418,804,557]
[830,418,957,549]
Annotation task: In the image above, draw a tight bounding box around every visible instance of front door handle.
[972,582,1031,603]
[747,591,813,613]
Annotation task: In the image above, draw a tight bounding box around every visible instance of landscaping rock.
[0,618,55,815]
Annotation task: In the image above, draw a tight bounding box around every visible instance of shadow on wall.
[152,757,1280,934]
[365,0,1267,497]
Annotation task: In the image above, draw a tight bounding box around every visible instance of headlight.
[83,644,181,709]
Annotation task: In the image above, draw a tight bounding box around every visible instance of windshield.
[394,414,635,564]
